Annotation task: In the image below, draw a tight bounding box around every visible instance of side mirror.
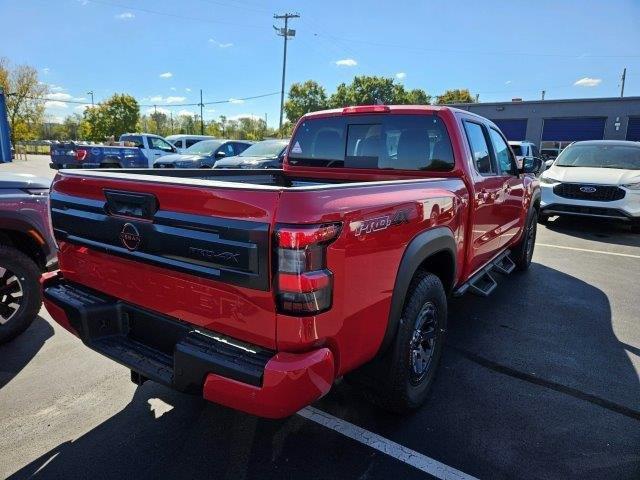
[215,151,226,159]
[521,157,542,175]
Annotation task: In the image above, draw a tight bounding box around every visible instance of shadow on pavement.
[543,216,640,247]
[6,264,640,480]
[0,316,54,389]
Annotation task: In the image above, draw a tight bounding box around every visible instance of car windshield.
[510,145,523,155]
[238,140,288,158]
[184,140,222,155]
[555,144,640,170]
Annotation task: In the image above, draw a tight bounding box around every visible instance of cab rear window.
[288,114,454,171]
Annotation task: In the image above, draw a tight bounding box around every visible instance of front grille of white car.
[553,183,625,202]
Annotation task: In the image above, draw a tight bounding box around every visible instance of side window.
[225,143,236,156]
[121,135,144,148]
[489,128,515,175]
[149,137,175,152]
[464,122,494,175]
[171,139,183,149]
[185,139,201,148]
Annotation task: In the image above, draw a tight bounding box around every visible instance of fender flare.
[376,227,457,357]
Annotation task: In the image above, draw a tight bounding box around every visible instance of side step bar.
[453,250,515,298]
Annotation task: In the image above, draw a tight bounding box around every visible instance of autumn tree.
[284,80,328,124]
[329,76,431,108]
[435,89,475,105]
[0,57,48,143]
[83,94,139,140]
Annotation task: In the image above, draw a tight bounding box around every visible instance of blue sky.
[2,0,640,127]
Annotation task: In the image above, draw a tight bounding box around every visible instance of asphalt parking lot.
[1,158,639,479]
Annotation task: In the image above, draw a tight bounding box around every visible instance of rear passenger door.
[463,120,505,274]
[487,128,526,249]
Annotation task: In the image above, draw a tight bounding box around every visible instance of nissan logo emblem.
[579,186,597,193]
[119,223,141,251]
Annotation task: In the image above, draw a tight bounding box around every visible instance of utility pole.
[541,90,546,101]
[274,12,299,132]
[87,91,94,106]
[475,93,479,103]
[199,89,204,134]
[170,111,174,134]
[620,68,627,98]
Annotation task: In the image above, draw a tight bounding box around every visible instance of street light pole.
[274,12,299,133]
[199,89,204,134]
[87,91,94,106]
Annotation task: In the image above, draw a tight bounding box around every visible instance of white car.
[539,140,640,228]
[166,134,216,153]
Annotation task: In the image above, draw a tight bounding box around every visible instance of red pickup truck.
[42,105,541,418]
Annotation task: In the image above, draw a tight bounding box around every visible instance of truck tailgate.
[50,171,280,349]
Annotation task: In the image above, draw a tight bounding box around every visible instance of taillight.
[75,148,88,161]
[275,223,341,315]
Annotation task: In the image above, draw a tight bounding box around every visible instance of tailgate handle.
[104,190,158,220]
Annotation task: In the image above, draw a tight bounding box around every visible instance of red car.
[42,105,541,418]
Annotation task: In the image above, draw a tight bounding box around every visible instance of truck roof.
[301,104,469,120]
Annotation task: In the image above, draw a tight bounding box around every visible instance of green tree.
[435,88,475,105]
[0,57,48,143]
[329,75,431,108]
[284,80,328,124]
[83,93,139,140]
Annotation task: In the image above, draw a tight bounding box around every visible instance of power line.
[87,0,263,28]
[7,91,281,108]
[311,32,640,59]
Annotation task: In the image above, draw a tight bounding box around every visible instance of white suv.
[539,140,640,228]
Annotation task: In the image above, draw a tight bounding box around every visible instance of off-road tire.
[511,209,538,271]
[0,245,42,344]
[358,271,447,413]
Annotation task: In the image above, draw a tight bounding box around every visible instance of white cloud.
[45,100,68,109]
[505,80,512,85]
[42,67,50,75]
[228,98,244,104]
[208,38,233,48]
[77,0,89,5]
[144,107,170,115]
[147,95,186,104]
[205,108,216,113]
[574,77,602,87]
[395,72,406,80]
[170,87,176,91]
[48,84,65,92]
[46,92,72,101]
[159,72,173,79]
[177,109,196,116]
[335,58,357,67]
[116,12,135,20]
[74,104,92,112]
[185,88,192,92]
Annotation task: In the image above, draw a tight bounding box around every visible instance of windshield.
[288,114,454,171]
[184,140,222,155]
[239,140,288,158]
[555,144,640,170]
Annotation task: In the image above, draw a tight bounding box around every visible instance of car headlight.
[623,182,640,190]
[540,176,560,184]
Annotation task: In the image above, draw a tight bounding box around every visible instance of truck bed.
[59,168,445,190]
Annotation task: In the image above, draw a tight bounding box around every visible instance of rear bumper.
[41,271,334,418]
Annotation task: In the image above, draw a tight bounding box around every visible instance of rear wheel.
[512,209,538,271]
[0,245,42,344]
[357,272,447,413]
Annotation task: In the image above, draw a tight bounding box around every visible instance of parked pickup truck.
[50,134,176,169]
[50,142,148,169]
[42,105,541,418]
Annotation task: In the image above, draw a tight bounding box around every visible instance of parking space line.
[298,406,478,480]
[537,243,640,259]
